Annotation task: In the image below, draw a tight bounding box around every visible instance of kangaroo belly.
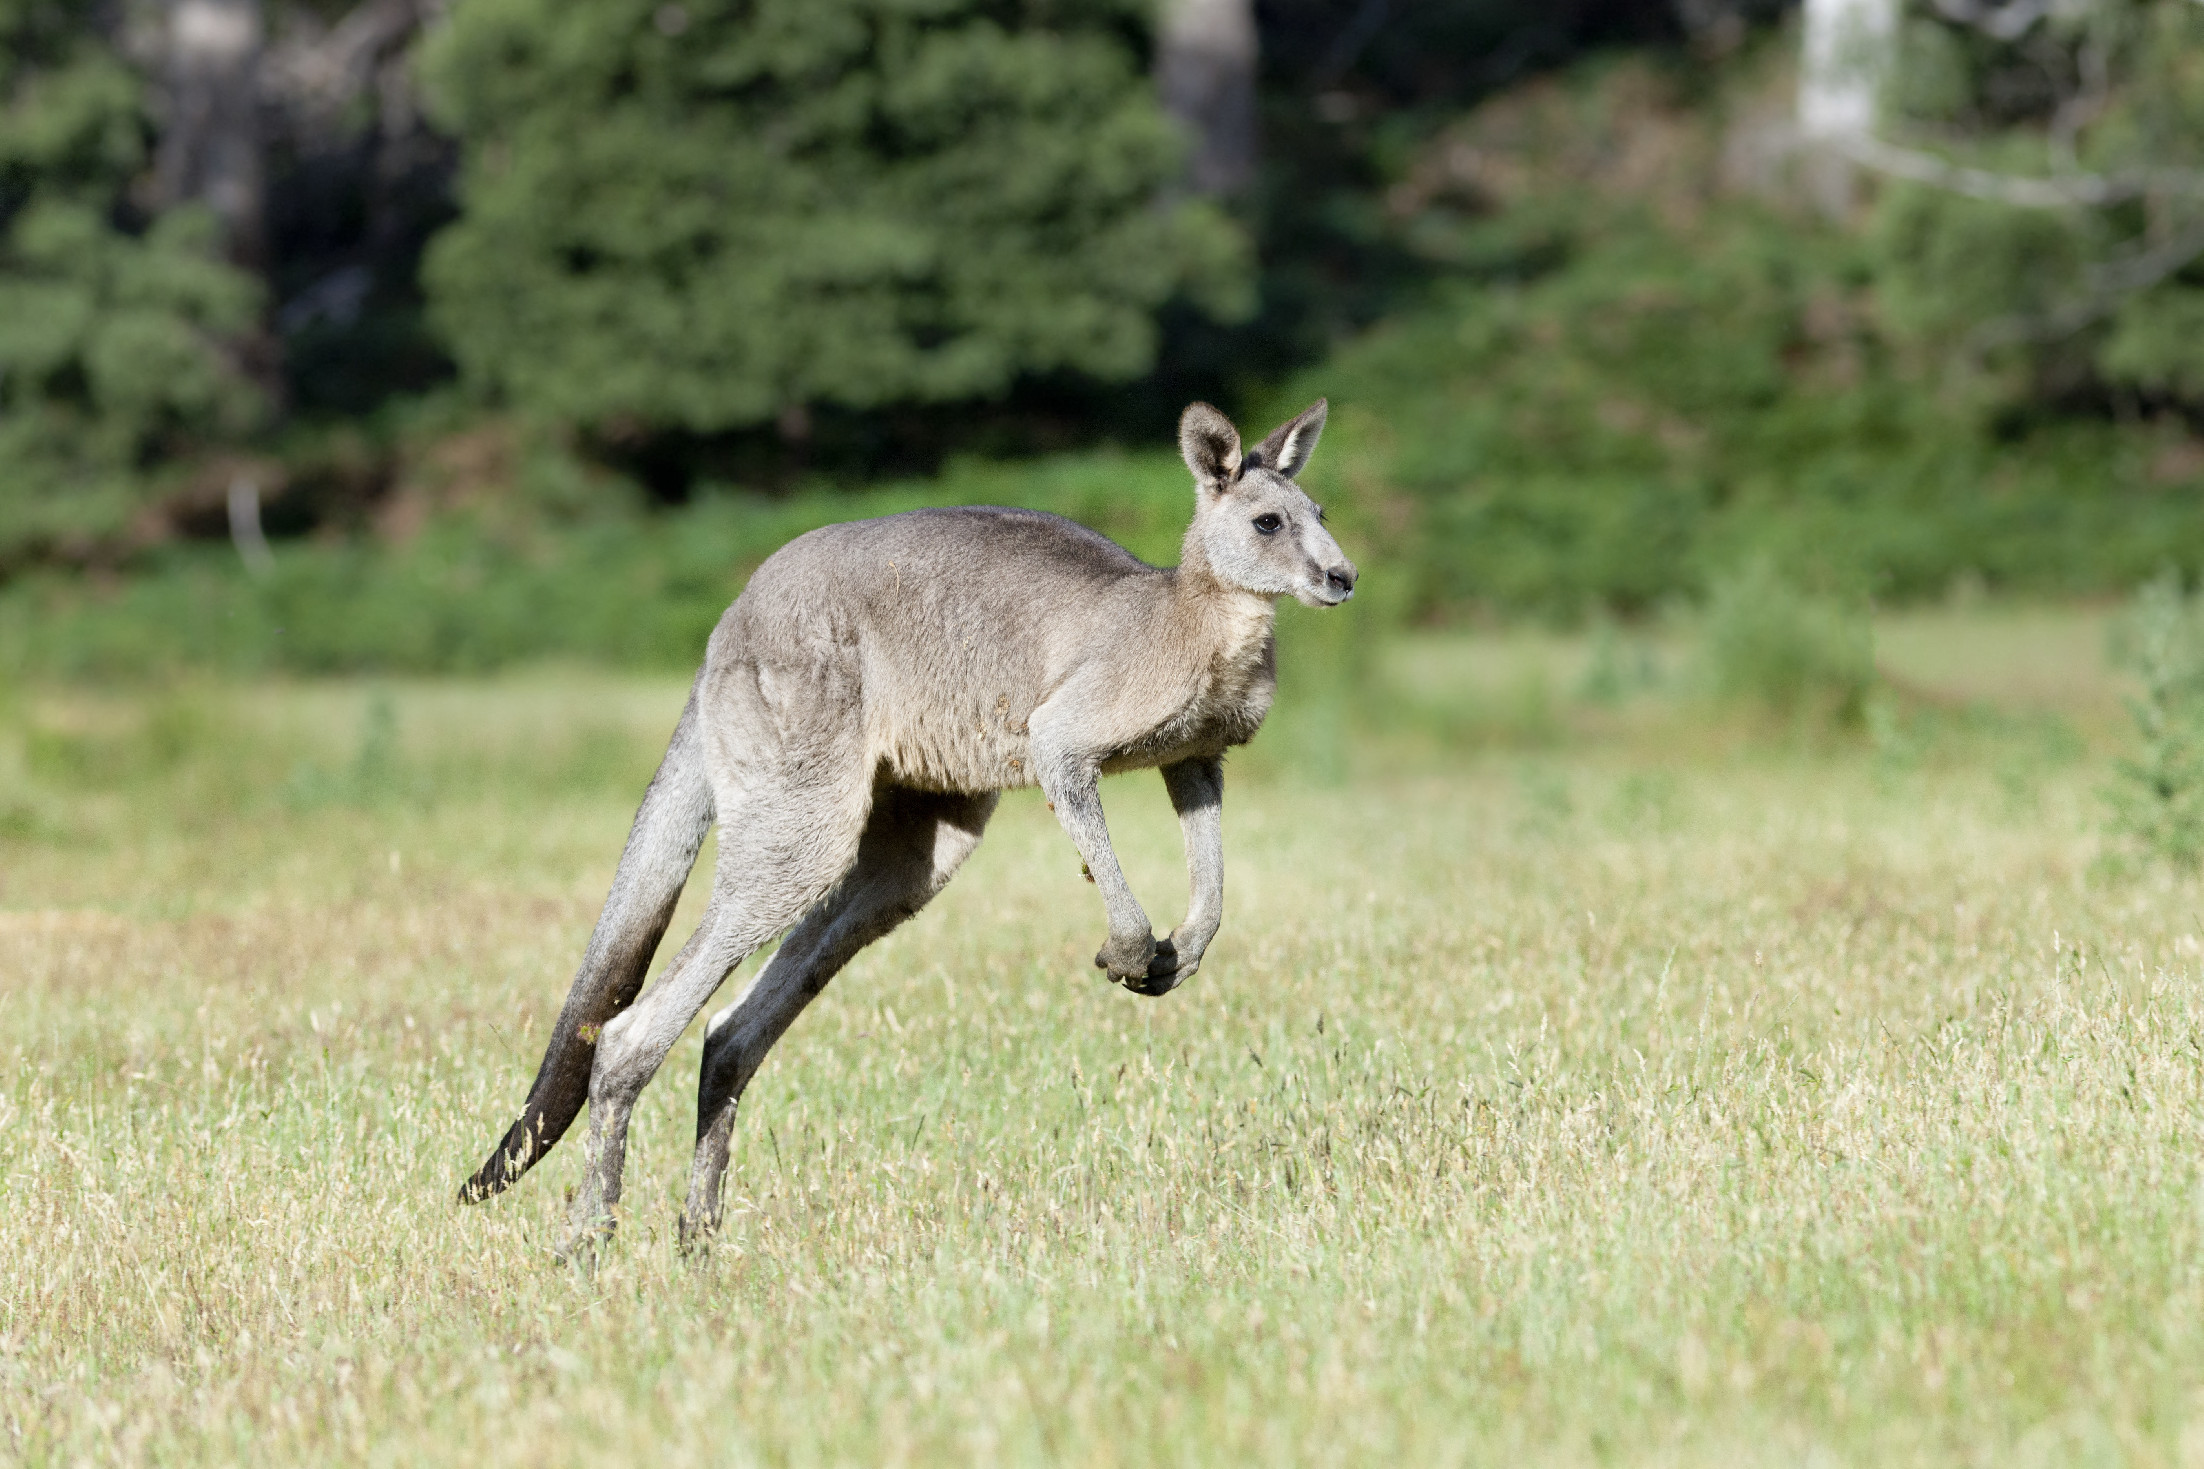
[871,697,1040,794]
[863,639,1047,792]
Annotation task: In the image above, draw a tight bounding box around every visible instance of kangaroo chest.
[1185,623,1276,739]
[1102,608,1277,773]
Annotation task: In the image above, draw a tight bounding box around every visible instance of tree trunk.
[156,0,266,266]
[1797,0,1897,214]
[1156,0,1257,197]
[1798,0,1897,140]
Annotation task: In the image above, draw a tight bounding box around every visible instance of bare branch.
[227,477,274,577]
[2091,220,2204,297]
[155,0,266,263]
[1929,0,2049,41]
[260,0,422,120]
[1970,219,2204,351]
[1835,132,2204,209]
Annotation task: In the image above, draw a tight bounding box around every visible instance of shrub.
[2105,571,2204,871]
[1698,559,1875,726]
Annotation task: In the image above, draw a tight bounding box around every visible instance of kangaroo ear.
[1245,398,1327,479]
[1178,402,1241,491]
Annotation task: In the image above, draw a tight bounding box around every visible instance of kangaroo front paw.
[1099,935,1195,997]
[1116,937,1195,997]
[1094,931,1158,983]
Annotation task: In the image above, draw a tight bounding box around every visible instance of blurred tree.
[0,0,265,567]
[1190,0,1702,376]
[256,0,457,420]
[1158,0,1257,195]
[417,0,1253,440]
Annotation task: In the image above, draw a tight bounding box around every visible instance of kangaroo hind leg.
[562,775,876,1259]
[680,786,998,1246]
[461,691,713,1204]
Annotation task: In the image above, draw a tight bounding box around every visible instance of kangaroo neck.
[1171,537,1277,650]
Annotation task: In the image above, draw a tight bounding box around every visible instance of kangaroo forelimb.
[1032,748,1168,987]
[1159,756,1224,991]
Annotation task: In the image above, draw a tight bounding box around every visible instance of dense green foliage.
[19,180,2204,676]
[1697,558,1876,725]
[2104,571,2204,870]
[418,0,1250,432]
[1289,109,2204,619]
[13,21,2204,672]
[0,0,262,566]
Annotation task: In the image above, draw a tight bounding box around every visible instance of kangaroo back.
[459,689,715,1201]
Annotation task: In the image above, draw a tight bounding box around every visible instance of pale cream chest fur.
[1100,593,1276,774]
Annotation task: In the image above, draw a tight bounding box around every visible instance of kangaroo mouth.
[1306,564,1357,607]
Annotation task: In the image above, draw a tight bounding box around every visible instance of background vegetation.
[8,0,2204,672]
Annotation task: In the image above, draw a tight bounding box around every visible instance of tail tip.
[459,1127,537,1205]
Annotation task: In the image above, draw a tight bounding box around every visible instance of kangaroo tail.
[459,689,715,1203]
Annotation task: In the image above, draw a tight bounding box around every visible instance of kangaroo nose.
[1326,563,1358,597]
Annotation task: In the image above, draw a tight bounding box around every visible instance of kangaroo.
[458,399,1356,1252]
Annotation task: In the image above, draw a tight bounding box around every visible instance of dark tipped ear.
[1178,401,1241,491]
[1245,398,1327,479]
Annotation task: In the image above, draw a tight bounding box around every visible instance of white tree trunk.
[1799,0,1898,139]
[156,0,266,265]
[1156,0,1257,196]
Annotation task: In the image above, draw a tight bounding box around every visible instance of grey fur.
[458,399,1356,1255]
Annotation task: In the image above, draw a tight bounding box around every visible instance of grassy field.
[8,605,2204,1465]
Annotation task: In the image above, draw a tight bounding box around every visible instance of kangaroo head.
[1178,399,1358,608]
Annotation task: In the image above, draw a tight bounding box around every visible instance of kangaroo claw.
[1101,937,1191,997]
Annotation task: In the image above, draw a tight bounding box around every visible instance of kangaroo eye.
[1252,514,1283,535]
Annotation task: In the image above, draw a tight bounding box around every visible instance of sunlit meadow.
[7,607,2204,1465]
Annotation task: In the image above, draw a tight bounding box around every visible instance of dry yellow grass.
[6,609,2204,1465]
